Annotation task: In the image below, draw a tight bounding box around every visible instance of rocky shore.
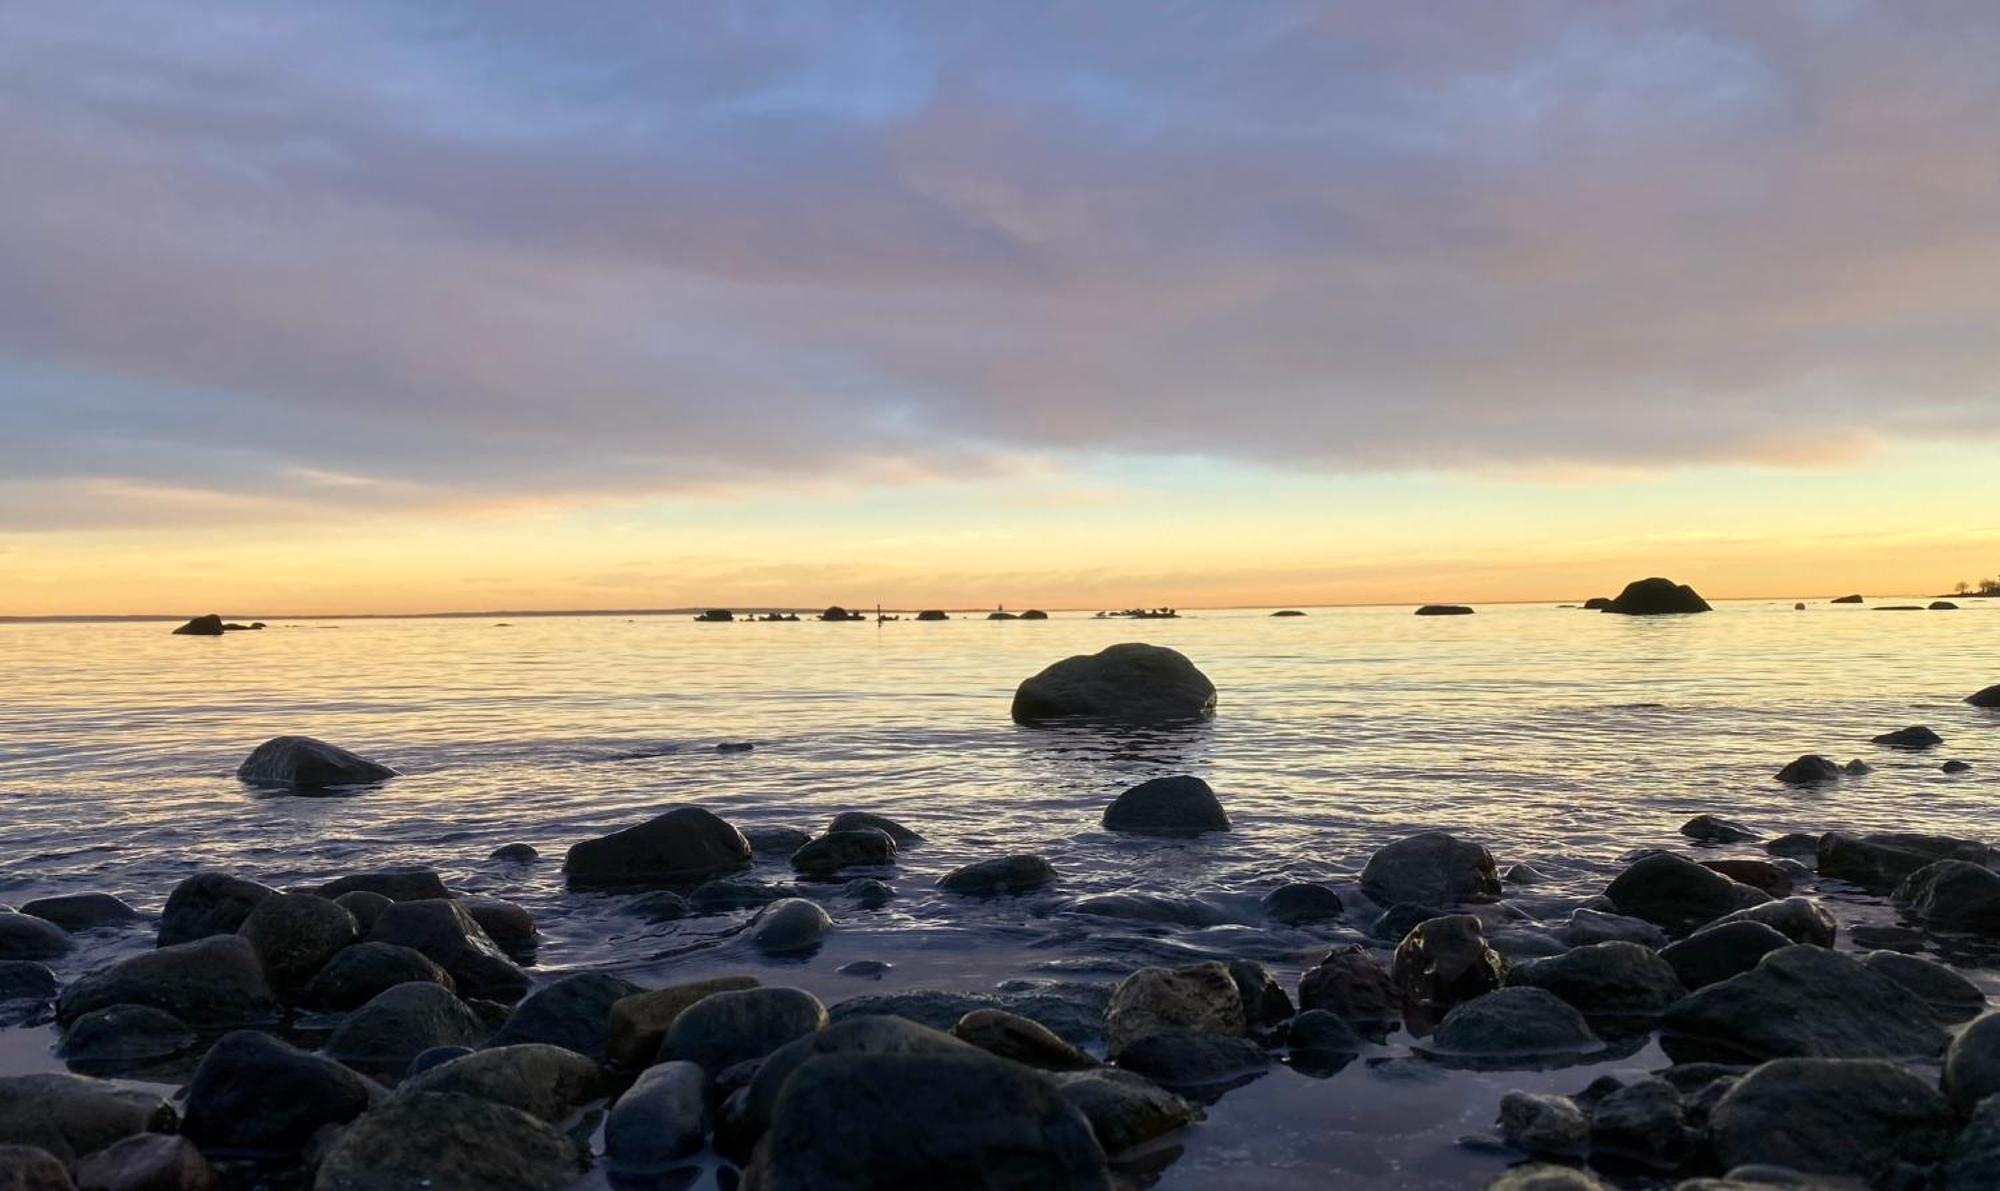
[2,643,1998,1189]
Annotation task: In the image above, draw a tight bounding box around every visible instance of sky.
[2,1,1998,615]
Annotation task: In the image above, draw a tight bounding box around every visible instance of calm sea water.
[3,601,1997,1186]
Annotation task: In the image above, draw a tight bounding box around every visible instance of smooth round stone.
[60,1004,196,1066]
[157,872,279,946]
[409,1045,473,1077]
[55,935,279,1029]
[1100,775,1230,836]
[938,855,1055,897]
[488,843,540,863]
[841,878,894,909]
[236,893,360,1002]
[321,982,485,1081]
[953,1009,1095,1071]
[666,986,828,1074]
[1261,883,1344,926]
[837,961,891,980]
[627,890,692,922]
[332,890,393,934]
[489,972,642,1061]
[0,915,70,962]
[562,805,752,890]
[299,942,454,1011]
[1424,988,1601,1065]
[398,1043,608,1124]
[789,831,896,877]
[18,894,141,933]
[74,1134,219,1191]
[1010,642,1216,725]
[236,735,397,789]
[1359,831,1501,908]
[180,1029,378,1154]
[0,962,58,1003]
[826,812,923,846]
[749,899,833,955]
[313,1091,581,1191]
[606,1060,709,1172]
[1860,950,1986,1022]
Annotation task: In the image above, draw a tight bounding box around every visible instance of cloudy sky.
[4,1,1998,614]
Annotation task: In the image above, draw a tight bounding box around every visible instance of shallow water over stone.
[3,600,1999,1186]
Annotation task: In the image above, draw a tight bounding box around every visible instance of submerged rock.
[825,811,922,845]
[487,842,539,863]
[1604,852,1769,936]
[938,855,1055,897]
[1819,831,1992,890]
[1680,815,1758,844]
[489,972,641,1061]
[1359,831,1501,907]
[1054,1068,1199,1156]
[1113,1031,1270,1093]
[1423,988,1599,1065]
[1498,1091,1589,1155]
[56,935,278,1029]
[789,830,896,876]
[1893,859,2000,933]
[0,916,69,963]
[1104,962,1245,1057]
[180,1030,377,1156]
[1297,946,1399,1031]
[749,899,833,955]
[1872,724,1943,750]
[18,894,140,933]
[1100,775,1230,836]
[688,878,795,914]
[235,736,396,789]
[1660,945,1949,1062]
[1392,915,1507,1018]
[1261,882,1345,925]
[1010,643,1216,725]
[562,805,752,890]
[1414,604,1474,616]
[158,872,279,946]
[1775,755,1841,785]
[312,1091,582,1191]
[1601,577,1711,615]
[1709,1058,1950,1183]
[1966,684,2000,709]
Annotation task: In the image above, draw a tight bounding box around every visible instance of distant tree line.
[1952,577,2000,596]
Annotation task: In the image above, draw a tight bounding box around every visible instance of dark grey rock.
[626,890,691,922]
[562,805,752,890]
[667,986,827,1074]
[1391,914,1507,1018]
[605,1060,707,1172]
[236,736,395,789]
[331,890,391,934]
[1360,831,1501,908]
[1100,776,1229,836]
[18,895,140,933]
[0,1074,174,1167]
[158,872,278,946]
[1844,758,1874,774]
[322,982,485,1081]
[59,1005,195,1068]
[1716,897,1837,947]
[1423,988,1599,1065]
[1605,851,1770,936]
[312,1091,582,1191]
[603,976,761,1070]
[397,1043,607,1123]
[236,893,358,1003]
[55,935,278,1029]
[1498,1091,1589,1154]
[1661,945,1950,1063]
[1589,1078,1693,1171]
[731,1017,983,1161]
[1946,759,1974,773]
[1872,724,1942,750]
[488,972,642,1061]
[1966,684,2000,709]
[1561,909,1668,950]
[938,855,1055,897]
[1698,858,1793,899]
[1487,1164,1611,1190]
[1601,577,1710,614]
[1286,1008,1364,1056]
[1762,832,1822,859]
[1054,1068,1198,1156]
[0,963,57,1003]
[1227,959,1294,1029]
[790,830,895,876]
[1661,921,1793,990]
[1010,642,1216,725]
[409,1045,471,1076]
[838,960,890,979]
[0,1145,71,1190]
[0,916,69,963]
[741,826,814,857]
[1945,1012,2000,1112]
[364,899,527,1003]
[840,878,894,909]
[1861,950,1985,1022]
[1710,1058,1950,1183]
[953,1009,1095,1071]
[1113,1031,1270,1091]
[688,878,795,914]
[298,942,453,1011]
[1371,902,1451,941]
[72,1133,218,1191]
[1945,1093,2000,1189]
[825,812,922,846]
[314,869,450,903]
[1893,859,2000,933]
[1775,755,1840,785]
[1818,831,1992,890]
[1104,962,1245,1057]
[1297,946,1399,1031]
[1068,893,1225,928]
[1261,883,1344,926]
[180,1030,376,1156]
[1681,815,1758,844]
[454,897,536,961]
[749,899,833,955]
[487,843,539,863]
[1506,942,1684,1019]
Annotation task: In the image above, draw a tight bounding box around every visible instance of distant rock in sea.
[694,609,734,622]
[1967,684,2000,708]
[1831,594,1864,604]
[916,610,948,621]
[1018,610,1049,620]
[1582,597,1613,610]
[988,612,1017,620]
[1930,601,1959,611]
[1270,610,1306,617]
[1875,605,1924,611]
[1601,577,1711,615]
[1010,643,1216,725]
[818,606,866,622]
[1414,605,1473,616]
[237,737,397,791]
[172,614,226,636]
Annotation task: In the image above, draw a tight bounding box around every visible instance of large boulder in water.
[235,736,396,790]
[938,855,1055,897]
[1422,987,1600,1067]
[322,982,485,1081]
[313,1091,582,1191]
[1604,852,1769,936]
[1709,1058,1951,1184]
[1010,643,1215,725]
[56,935,279,1029]
[1504,942,1684,1020]
[0,916,68,962]
[1818,830,1992,890]
[171,614,226,636]
[1967,684,2000,708]
[158,871,279,946]
[1600,577,1711,615]
[562,805,751,889]
[1775,754,1841,785]
[1100,775,1230,836]
[1296,946,1399,1032]
[1359,831,1501,907]
[1893,860,2000,934]
[1659,945,1949,1063]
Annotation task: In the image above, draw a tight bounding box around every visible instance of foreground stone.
[73,1134,218,1191]
[1100,776,1230,836]
[315,869,451,903]
[605,1060,707,1173]
[180,1030,376,1156]
[298,943,453,1011]
[1604,852,1769,936]
[1944,1013,2000,1112]
[158,872,279,947]
[0,1074,173,1167]
[1660,945,1949,1062]
[321,982,485,1080]
[1498,1091,1589,1155]
[1360,831,1500,907]
[0,916,69,963]
[236,893,358,1002]
[397,1044,606,1123]
[938,855,1055,897]
[1054,1068,1199,1156]
[1010,643,1216,725]
[1709,1058,1950,1183]
[954,1009,1095,1071]
[825,811,923,845]
[1893,860,2000,934]
[56,936,278,1028]
[605,976,760,1070]
[1506,942,1683,1020]
[1297,946,1400,1031]
[1945,1094,2000,1189]
[312,1092,581,1191]
[60,1005,195,1069]
[235,736,396,789]
[0,1146,70,1189]
[667,986,827,1074]
[488,972,641,1061]
[1818,830,1990,890]
[364,899,526,1003]
[1104,962,1244,1057]
[563,805,752,889]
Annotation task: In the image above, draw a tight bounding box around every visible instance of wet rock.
[1681,816,1758,844]
[1054,1068,1198,1156]
[1601,577,1711,615]
[1588,1078,1694,1171]
[18,896,139,934]
[1861,950,1985,1021]
[322,982,485,1081]
[1114,1031,1270,1094]
[1945,1012,2000,1112]
[1698,860,1792,899]
[1605,852,1770,936]
[0,1074,173,1167]
[667,986,827,1075]
[626,890,690,922]
[1498,1091,1589,1154]
[1487,1165,1610,1190]
[1297,946,1399,1031]
[605,976,761,1070]
[314,869,450,903]
[1716,897,1836,947]
[1360,831,1501,908]
[171,614,226,636]
[298,942,453,1011]
[1966,684,2000,709]
[1392,914,1508,1019]
[158,872,278,947]
[1423,988,1599,1066]
[939,854,1055,897]
[746,1048,1112,1189]
[1660,945,1949,1063]
[728,1017,983,1161]
[1761,832,1822,859]
[688,878,794,914]
[1561,909,1668,950]
[1286,1009,1365,1057]
[488,972,642,1061]
[60,1006,195,1069]
[1372,902,1451,941]
[954,1009,1095,1071]
[789,830,895,877]
[1415,604,1474,615]
[749,899,833,955]
[1893,859,2000,933]
[1104,962,1245,1057]
[0,917,69,963]
[0,1146,71,1190]
[840,878,893,909]
[456,897,535,961]
[1945,759,1974,773]
[408,1046,470,1077]
[1503,864,1546,885]
[235,893,357,1003]
[1818,830,1992,890]
[311,1091,581,1191]
[1068,893,1225,927]
[329,891,391,934]
[825,812,922,846]
[180,1030,376,1156]
[837,960,889,979]
[1100,776,1230,836]
[56,936,278,1029]
[1261,883,1344,925]
[235,736,395,790]
[1010,642,1216,725]
[486,843,538,863]
[1660,921,1791,990]
[740,826,813,858]
[73,1134,217,1191]
[0,963,57,1004]
[1227,959,1294,1029]
[605,1060,707,1172]
[398,1044,606,1123]
[562,805,752,890]
[1710,1058,1950,1183]
[364,899,527,1003]
[1872,724,1942,750]
[1506,942,1684,1019]
[1774,755,1840,785]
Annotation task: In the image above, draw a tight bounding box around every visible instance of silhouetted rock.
[1818,830,1991,890]
[1774,754,1840,784]
[1261,882,1344,926]
[605,1060,707,1172]
[1010,643,1216,725]
[1893,859,2000,934]
[988,611,1017,620]
[1604,851,1769,936]
[312,1091,581,1191]
[18,894,139,933]
[938,855,1054,896]
[915,610,948,621]
[1871,724,1943,750]
[0,1073,173,1167]
[1967,684,2000,708]
[1698,858,1793,898]
[1710,1058,1949,1184]
[1831,593,1863,603]
[322,982,484,1080]
[749,898,833,955]
[315,868,450,902]
[488,972,641,1061]
[180,1030,376,1156]
[1601,577,1711,615]
[562,805,752,889]
[1359,831,1501,907]
[1414,605,1474,616]
[158,872,278,946]
[171,615,225,636]
[1660,945,1949,1062]
[825,811,923,845]
[487,842,539,863]
[1581,597,1612,610]
[73,1134,217,1191]
[1932,600,1960,610]
[1680,814,1758,843]
[790,830,896,876]
[818,606,865,622]
[1100,775,1230,836]
[56,936,278,1029]
[1270,609,1306,617]
[1020,610,1049,620]
[1862,950,1985,1022]
[1946,759,1974,773]
[236,736,395,790]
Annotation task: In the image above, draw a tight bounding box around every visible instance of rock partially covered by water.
[1392,915,1507,1019]
[1505,942,1684,1019]
[364,899,527,1003]
[398,1044,607,1124]
[1871,724,1943,750]
[0,1074,174,1167]
[1423,987,1599,1066]
[315,868,451,903]
[563,805,752,890]
[1893,860,2000,933]
[1054,1068,1199,1156]
[1680,815,1758,844]
[0,962,57,1004]
[606,1060,708,1173]
[790,830,896,876]
[1360,831,1501,908]
[236,893,358,1003]
[605,976,762,1070]
[312,1091,582,1191]
[1659,921,1791,990]
[750,899,833,955]
[1775,755,1841,785]
[56,935,279,1029]
[1660,945,1950,1063]
[1261,883,1344,925]
[667,986,827,1075]
[1297,946,1399,1031]
[60,1005,195,1070]
[1604,852,1769,936]
[1818,831,1992,890]
[19,894,140,933]
[1967,684,2000,709]
[1104,962,1245,1057]
[1498,1091,1590,1155]
[180,1030,377,1156]
[235,736,396,790]
[1600,577,1711,615]
[1588,1078,1695,1171]
[322,982,485,1080]
[158,872,279,947]
[1414,605,1474,616]
[825,811,923,846]
[954,1009,1096,1072]
[1561,909,1668,950]
[1114,1031,1271,1093]
[1709,1058,1950,1184]
[73,1134,218,1191]
[1100,775,1230,836]
[938,855,1055,897]
[299,943,453,1011]
[489,972,642,1061]
[1010,643,1216,725]
[172,614,226,636]
[1716,896,1836,947]
[0,916,69,963]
